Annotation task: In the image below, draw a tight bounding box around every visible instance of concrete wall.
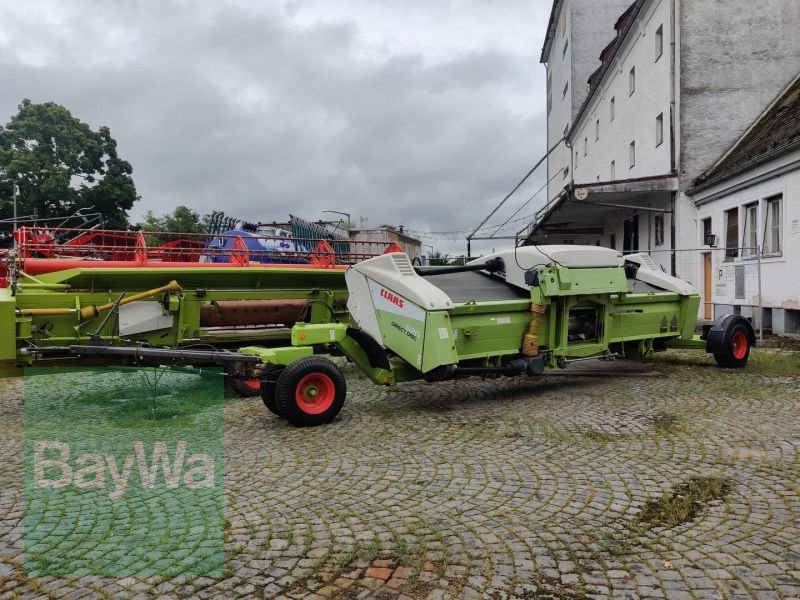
[349,229,422,260]
[692,148,800,334]
[545,0,574,201]
[572,0,674,186]
[544,0,636,202]
[678,0,800,187]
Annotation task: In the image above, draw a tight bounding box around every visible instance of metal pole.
[12,182,18,232]
[757,244,763,342]
[467,135,568,245]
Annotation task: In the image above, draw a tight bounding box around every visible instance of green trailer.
[238,246,755,426]
[1,263,350,394]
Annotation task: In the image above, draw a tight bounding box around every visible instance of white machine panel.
[468,246,624,291]
[118,301,174,336]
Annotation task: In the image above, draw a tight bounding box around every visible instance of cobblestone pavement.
[1,349,799,599]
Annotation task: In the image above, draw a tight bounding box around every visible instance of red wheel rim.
[731,331,748,360]
[295,373,336,414]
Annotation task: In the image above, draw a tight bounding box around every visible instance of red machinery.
[3,227,404,281]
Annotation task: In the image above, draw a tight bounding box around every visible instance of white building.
[689,76,800,334]
[530,0,800,311]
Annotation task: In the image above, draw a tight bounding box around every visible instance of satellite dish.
[574,188,589,201]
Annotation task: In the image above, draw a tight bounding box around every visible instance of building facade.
[348,226,422,261]
[689,77,800,334]
[530,0,800,330]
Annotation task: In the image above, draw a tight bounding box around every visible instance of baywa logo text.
[34,440,215,500]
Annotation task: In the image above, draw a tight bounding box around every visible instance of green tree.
[137,206,206,233]
[0,99,139,230]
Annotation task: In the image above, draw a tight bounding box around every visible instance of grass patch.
[654,348,800,377]
[637,476,734,528]
[653,412,682,434]
[596,476,734,559]
[582,430,618,443]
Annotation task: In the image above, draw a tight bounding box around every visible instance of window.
[702,218,713,246]
[595,119,600,141]
[584,137,588,156]
[547,72,552,115]
[655,25,663,61]
[629,140,636,168]
[655,113,664,147]
[562,39,569,59]
[744,202,758,256]
[562,81,569,99]
[610,97,615,121]
[655,214,665,246]
[575,151,578,170]
[764,195,782,254]
[629,67,636,95]
[610,160,616,180]
[725,208,739,259]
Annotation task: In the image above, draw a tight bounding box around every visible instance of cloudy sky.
[0,0,551,254]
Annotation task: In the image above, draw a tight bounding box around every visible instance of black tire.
[261,379,280,416]
[274,357,346,427]
[713,322,751,368]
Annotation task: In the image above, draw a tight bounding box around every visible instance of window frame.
[629,66,636,96]
[595,118,600,141]
[743,202,758,257]
[763,194,783,256]
[610,97,615,121]
[584,137,588,156]
[655,113,664,147]
[629,140,636,168]
[655,24,664,62]
[724,207,739,260]
[654,214,665,247]
[702,217,712,246]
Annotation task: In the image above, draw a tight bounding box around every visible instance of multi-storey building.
[529,0,799,330]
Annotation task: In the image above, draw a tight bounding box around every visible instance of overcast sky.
[0,0,551,254]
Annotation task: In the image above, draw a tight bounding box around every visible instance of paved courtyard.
[1,349,799,599]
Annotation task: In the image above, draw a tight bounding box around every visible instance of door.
[623,215,639,254]
[703,252,712,320]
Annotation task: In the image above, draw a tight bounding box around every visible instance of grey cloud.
[0,0,547,251]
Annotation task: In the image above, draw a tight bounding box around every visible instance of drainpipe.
[669,0,678,277]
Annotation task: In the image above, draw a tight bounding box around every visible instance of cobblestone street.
[1,349,799,599]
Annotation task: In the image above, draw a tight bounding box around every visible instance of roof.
[539,0,564,63]
[690,74,800,193]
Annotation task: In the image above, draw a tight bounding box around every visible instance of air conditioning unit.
[704,234,717,247]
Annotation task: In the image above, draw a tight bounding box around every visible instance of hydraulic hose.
[18,280,182,320]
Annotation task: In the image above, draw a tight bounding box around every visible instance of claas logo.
[380,288,404,308]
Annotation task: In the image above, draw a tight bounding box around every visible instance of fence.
[623,246,764,339]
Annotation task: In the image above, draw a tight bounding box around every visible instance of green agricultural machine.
[240,246,755,426]
[0,263,350,394]
[2,235,753,423]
